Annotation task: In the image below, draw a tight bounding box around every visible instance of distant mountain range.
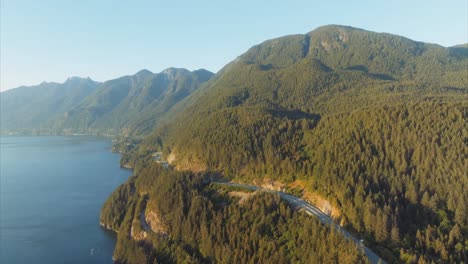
[1,68,213,136]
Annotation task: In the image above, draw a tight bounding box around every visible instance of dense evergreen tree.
[102,167,368,263]
[120,26,467,263]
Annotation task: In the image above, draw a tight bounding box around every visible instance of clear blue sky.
[1,0,467,91]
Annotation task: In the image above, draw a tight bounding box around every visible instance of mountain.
[0,68,214,135]
[49,68,213,136]
[141,25,467,170]
[0,77,99,132]
[116,25,467,263]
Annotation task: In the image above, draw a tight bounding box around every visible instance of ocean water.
[0,136,131,264]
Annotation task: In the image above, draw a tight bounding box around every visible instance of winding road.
[214,182,386,264]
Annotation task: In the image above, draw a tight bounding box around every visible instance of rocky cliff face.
[145,210,168,237]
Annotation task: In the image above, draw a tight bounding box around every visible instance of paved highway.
[215,182,386,264]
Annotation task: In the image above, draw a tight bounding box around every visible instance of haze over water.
[0,136,131,264]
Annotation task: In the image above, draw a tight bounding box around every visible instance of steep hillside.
[141,25,467,170]
[0,77,99,132]
[101,162,369,263]
[1,68,213,136]
[125,25,467,263]
[51,68,213,136]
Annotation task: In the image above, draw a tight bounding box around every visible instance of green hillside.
[0,77,99,132]
[1,68,213,136]
[120,25,467,263]
[101,162,369,263]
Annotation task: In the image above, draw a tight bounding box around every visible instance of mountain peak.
[162,67,189,74]
[161,68,189,81]
[134,69,154,77]
[63,77,96,87]
[311,24,364,33]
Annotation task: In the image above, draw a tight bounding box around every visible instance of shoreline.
[1,136,130,264]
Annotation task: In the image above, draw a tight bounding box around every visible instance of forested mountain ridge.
[242,24,466,85]
[50,68,213,136]
[0,77,100,131]
[118,25,467,263]
[0,68,213,136]
[139,25,467,171]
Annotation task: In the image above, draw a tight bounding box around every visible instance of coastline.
[1,136,131,264]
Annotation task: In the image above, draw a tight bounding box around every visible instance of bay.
[0,136,131,264]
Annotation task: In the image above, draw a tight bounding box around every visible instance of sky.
[1,0,467,91]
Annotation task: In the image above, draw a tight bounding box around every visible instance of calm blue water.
[0,136,131,264]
